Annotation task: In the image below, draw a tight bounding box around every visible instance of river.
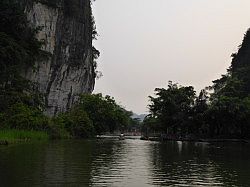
[0,138,250,186]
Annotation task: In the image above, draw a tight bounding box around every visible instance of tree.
[78,94,132,134]
[191,89,209,136]
[63,107,94,138]
[148,82,196,135]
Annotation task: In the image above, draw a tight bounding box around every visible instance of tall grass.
[0,130,49,144]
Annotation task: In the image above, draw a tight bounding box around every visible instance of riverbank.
[140,136,250,143]
[0,130,49,145]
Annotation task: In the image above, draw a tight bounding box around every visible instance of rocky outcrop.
[23,0,95,116]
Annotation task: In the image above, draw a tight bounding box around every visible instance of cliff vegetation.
[0,0,133,142]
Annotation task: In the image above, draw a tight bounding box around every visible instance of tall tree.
[148,82,196,135]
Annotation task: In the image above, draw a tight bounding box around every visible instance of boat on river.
[118,134,125,140]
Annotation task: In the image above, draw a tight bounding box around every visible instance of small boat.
[140,136,149,140]
[118,134,125,140]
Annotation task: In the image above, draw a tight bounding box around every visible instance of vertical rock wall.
[24,0,95,116]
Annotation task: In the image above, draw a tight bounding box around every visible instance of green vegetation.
[0,93,134,141]
[147,81,195,134]
[52,94,134,138]
[145,29,250,140]
[0,130,49,144]
[78,94,132,134]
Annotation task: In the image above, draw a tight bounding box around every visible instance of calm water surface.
[0,138,250,186]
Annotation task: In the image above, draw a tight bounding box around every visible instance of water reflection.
[0,139,250,186]
[148,141,223,186]
[177,141,183,153]
[0,141,94,186]
[90,139,155,187]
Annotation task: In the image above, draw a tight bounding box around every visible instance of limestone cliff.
[23,0,95,116]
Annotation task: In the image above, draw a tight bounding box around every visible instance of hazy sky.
[92,0,250,114]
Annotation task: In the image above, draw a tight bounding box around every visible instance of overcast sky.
[92,0,250,114]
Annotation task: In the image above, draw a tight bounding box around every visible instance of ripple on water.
[0,139,250,186]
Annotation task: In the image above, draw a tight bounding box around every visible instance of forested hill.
[212,29,250,99]
[230,29,250,97]
[231,29,250,72]
[146,29,250,139]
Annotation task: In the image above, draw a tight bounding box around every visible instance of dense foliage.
[146,81,250,139]
[51,94,134,138]
[145,30,250,139]
[148,81,195,134]
[77,94,133,134]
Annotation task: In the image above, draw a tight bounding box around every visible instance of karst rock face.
[23,0,95,116]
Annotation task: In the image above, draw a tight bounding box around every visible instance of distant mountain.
[132,113,148,122]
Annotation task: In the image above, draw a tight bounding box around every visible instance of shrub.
[63,107,95,138]
[48,115,71,139]
[0,130,49,142]
[4,103,49,131]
